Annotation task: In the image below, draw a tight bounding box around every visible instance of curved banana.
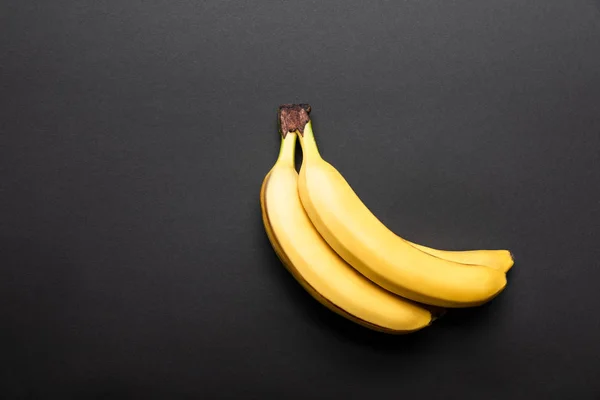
[261,125,432,333]
[292,106,508,308]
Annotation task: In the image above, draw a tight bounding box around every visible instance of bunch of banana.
[260,104,513,333]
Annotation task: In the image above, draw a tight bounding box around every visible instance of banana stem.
[298,122,322,161]
[277,103,321,161]
[277,133,297,167]
[278,104,311,137]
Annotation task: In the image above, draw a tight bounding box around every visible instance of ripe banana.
[293,106,508,308]
[274,103,513,273]
[261,122,433,333]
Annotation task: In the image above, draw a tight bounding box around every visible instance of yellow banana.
[276,106,513,273]
[292,105,508,308]
[261,122,432,333]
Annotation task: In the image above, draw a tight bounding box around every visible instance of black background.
[2,0,600,398]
